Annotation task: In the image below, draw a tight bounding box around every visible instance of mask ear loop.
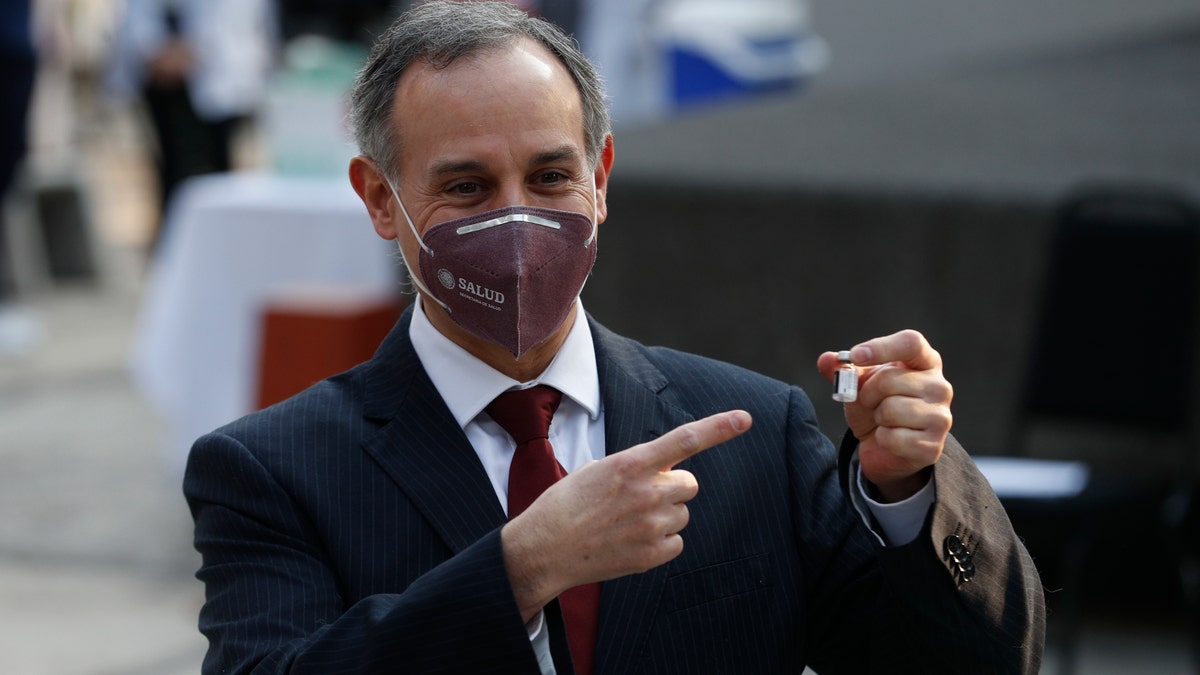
[572,174,600,308]
[584,173,598,247]
[386,179,452,313]
[387,179,433,256]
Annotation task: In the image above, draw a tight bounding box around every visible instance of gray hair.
[349,0,611,180]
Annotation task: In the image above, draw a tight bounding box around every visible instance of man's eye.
[450,182,480,195]
[536,171,567,185]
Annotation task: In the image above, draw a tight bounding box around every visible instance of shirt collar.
[409,296,601,429]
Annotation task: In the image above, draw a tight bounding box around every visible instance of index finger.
[632,410,752,470]
[850,329,942,371]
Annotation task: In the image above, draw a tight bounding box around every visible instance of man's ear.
[349,155,399,241]
[592,135,615,225]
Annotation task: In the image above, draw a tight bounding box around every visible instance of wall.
[808,0,1200,86]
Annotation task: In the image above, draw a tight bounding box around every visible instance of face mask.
[387,180,598,358]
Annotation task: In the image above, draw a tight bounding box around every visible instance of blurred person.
[183,2,1045,674]
[106,0,278,248]
[0,0,42,354]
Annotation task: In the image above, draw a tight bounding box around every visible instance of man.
[184,2,1045,673]
[0,0,42,355]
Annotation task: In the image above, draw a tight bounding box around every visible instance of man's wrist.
[856,464,936,547]
[500,519,558,623]
[867,466,934,504]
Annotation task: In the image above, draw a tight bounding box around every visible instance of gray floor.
[0,270,207,674]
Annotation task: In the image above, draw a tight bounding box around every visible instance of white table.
[973,456,1090,499]
[131,172,400,470]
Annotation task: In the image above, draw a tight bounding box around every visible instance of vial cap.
[837,350,853,364]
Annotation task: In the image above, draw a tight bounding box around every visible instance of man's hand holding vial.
[818,330,953,502]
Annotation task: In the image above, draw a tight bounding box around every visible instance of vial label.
[833,367,858,403]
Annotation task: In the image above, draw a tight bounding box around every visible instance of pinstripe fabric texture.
[185,308,1044,674]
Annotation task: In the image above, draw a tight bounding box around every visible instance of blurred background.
[1,0,1198,672]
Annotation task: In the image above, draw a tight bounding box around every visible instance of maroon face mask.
[390,185,598,358]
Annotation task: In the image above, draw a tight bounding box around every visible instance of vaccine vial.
[832,350,858,403]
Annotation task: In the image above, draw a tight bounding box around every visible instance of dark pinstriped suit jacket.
[185,308,1045,674]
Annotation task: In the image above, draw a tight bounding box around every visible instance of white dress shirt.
[409,298,605,512]
[408,296,934,671]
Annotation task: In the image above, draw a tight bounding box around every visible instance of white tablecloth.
[131,172,400,469]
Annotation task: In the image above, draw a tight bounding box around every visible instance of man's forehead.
[390,37,587,175]
[402,37,569,94]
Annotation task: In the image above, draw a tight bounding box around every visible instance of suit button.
[945,535,966,558]
[958,561,976,581]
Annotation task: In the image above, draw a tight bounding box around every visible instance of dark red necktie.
[487,386,601,675]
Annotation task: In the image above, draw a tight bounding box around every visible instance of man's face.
[387,38,610,263]
[348,36,614,366]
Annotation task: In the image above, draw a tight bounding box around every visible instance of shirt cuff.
[849,451,936,547]
[527,611,556,674]
[526,610,544,640]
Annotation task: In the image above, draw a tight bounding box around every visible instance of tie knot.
[486,385,563,444]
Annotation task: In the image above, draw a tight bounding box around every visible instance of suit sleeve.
[791,389,1046,674]
[184,431,542,674]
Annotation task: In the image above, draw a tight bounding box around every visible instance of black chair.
[990,185,1200,674]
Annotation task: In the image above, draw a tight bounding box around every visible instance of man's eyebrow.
[531,146,581,166]
[430,159,486,178]
[427,147,582,178]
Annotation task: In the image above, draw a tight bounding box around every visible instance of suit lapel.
[359,308,507,554]
[589,319,695,675]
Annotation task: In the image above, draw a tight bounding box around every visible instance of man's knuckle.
[935,408,953,433]
[610,453,639,479]
[675,426,700,453]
